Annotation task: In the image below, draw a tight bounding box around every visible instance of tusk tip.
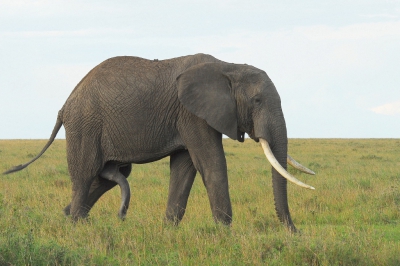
[301,169,316,175]
[287,155,316,175]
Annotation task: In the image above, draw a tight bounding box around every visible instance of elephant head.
[177,62,314,232]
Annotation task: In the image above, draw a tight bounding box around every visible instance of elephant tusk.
[260,139,315,190]
[287,155,315,175]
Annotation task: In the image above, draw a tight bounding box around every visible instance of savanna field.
[0,139,399,265]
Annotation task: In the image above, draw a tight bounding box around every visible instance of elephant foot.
[70,211,89,222]
[212,209,232,226]
[63,204,90,221]
[164,215,181,226]
[64,209,89,223]
[63,204,71,216]
[214,216,232,226]
[65,202,90,222]
[165,205,187,226]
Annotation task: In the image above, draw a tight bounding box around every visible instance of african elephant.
[4,53,315,232]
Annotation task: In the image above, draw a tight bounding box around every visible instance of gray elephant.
[4,53,315,232]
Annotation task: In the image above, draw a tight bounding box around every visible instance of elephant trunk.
[272,160,296,232]
[261,135,297,232]
[258,119,313,232]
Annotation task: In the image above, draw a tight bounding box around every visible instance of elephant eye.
[253,97,262,106]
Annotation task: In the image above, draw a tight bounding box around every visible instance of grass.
[0,138,399,265]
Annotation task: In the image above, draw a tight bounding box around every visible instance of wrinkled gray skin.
[5,54,298,232]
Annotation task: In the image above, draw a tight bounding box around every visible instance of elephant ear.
[176,63,239,140]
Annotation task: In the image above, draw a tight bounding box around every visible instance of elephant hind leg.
[64,178,112,217]
[69,180,92,221]
[100,162,131,219]
[65,133,106,221]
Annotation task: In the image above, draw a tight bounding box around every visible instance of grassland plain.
[0,138,399,265]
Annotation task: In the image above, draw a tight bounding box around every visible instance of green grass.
[0,139,399,265]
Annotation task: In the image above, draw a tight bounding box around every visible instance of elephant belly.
[101,124,186,164]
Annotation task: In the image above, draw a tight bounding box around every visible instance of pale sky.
[1,0,399,139]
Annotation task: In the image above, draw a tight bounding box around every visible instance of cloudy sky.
[0,0,399,139]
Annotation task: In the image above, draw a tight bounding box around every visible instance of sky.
[0,0,399,139]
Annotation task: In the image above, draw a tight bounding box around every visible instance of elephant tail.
[3,108,64,175]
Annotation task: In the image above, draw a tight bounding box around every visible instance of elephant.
[4,53,315,232]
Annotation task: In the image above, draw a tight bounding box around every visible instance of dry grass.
[0,139,399,265]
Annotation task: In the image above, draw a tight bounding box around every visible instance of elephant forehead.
[239,78,274,98]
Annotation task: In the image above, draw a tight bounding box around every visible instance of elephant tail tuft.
[3,108,64,175]
[3,164,27,174]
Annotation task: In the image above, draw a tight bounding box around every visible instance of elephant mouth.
[238,131,245,142]
[247,128,259,142]
[260,138,315,190]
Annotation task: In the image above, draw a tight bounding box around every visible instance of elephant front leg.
[182,127,233,225]
[200,162,232,225]
[165,150,197,225]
